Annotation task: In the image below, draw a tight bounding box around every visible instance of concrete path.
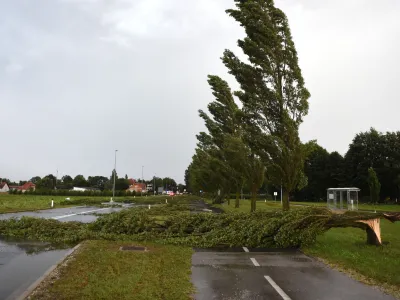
[192,248,395,300]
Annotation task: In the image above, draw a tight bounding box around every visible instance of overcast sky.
[1,0,400,183]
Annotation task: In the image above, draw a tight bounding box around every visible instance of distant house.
[19,182,36,192]
[128,179,136,186]
[0,182,10,193]
[127,183,147,193]
[8,182,36,193]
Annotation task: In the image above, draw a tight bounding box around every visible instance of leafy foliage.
[1,203,395,248]
[187,0,310,211]
[368,168,381,204]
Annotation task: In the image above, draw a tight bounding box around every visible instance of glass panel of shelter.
[327,189,359,211]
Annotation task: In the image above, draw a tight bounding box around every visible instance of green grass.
[207,199,328,213]
[295,202,400,212]
[206,197,400,213]
[304,220,400,297]
[0,194,76,213]
[0,194,178,214]
[358,203,400,212]
[205,198,282,213]
[31,240,194,300]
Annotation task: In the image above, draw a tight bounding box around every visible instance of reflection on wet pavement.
[0,237,72,300]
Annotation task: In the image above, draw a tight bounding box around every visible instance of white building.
[71,187,100,192]
[72,187,89,192]
[0,182,10,193]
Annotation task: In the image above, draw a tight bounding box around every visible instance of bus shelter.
[327,187,360,211]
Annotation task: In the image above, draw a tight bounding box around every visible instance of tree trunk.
[251,183,257,212]
[358,219,382,246]
[366,227,381,246]
[235,189,240,208]
[282,190,290,211]
[214,194,223,204]
[227,197,230,205]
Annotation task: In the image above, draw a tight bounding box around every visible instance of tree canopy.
[187,0,310,211]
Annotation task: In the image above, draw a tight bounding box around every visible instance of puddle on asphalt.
[0,236,74,299]
[0,236,73,254]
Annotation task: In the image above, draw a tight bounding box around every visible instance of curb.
[15,243,82,300]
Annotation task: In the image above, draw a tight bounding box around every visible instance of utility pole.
[111,150,118,203]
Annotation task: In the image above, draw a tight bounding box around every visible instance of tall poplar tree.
[221,0,311,210]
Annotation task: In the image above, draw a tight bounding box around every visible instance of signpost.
[274,192,277,202]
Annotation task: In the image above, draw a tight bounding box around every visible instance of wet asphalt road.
[192,248,395,300]
[0,205,132,299]
[0,238,70,300]
[0,205,130,223]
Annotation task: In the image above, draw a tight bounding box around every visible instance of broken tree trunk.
[326,211,400,246]
[357,219,381,246]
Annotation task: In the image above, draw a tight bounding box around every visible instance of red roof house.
[127,183,146,193]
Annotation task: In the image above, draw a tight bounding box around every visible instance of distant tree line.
[294,128,400,203]
[187,127,400,204]
[4,171,183,196]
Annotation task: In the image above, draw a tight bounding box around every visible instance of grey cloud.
[1,0,400,183]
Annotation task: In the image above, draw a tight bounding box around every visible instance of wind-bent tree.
[368,167,381,204]
[220,0,310,210]
[196,76,243,204]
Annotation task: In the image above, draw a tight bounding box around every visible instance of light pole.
[153,175,156,196]
[111,150,118,203]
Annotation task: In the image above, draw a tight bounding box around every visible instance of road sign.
[274,192,278,196]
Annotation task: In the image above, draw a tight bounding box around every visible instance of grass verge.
[303,220,400,298]
[205,199,281,213]
[29,240,193,300]
[0,194,183,214]
[206,198,400,213]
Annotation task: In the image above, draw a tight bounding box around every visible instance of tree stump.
[357,219,381,246]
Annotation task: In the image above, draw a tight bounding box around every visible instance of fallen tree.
[1,206,398,247]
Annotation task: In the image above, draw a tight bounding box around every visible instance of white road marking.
[264,276,292,300]
[52,208,110,220]
[243,247,249,252]
[250,257,260,266]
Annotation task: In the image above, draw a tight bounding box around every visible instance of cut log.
[357,219,381,246]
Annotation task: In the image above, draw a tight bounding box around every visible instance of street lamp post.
[111,150,118,203]
[153,175,156,196]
